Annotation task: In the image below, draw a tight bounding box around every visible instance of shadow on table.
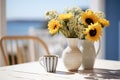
[55,71,76,75]
[78,68,120,79]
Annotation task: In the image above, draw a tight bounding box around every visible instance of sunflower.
[81,10,99,25]
[48,19,62,35]
[58,13,73,20]
[99,18,110,27]
[84,23,102,41]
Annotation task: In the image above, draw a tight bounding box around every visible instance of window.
[6,0,90,35]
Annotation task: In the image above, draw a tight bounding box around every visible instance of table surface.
[0,59,120,80]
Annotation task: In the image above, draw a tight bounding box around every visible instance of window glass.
[6,0,90,35]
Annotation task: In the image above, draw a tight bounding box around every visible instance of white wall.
[0,0,6,36]
[0,0,6,66]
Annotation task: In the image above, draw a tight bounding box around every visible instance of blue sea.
[7,20,47,35]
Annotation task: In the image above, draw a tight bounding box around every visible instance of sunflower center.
[89,29,97,36]
[86,18,94,25]
[54,25,57,29]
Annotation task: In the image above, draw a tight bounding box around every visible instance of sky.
[6,0,90,20]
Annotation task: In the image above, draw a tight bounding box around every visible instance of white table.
[0,59,120,80]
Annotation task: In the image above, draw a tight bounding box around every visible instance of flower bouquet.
[45,6,109,41]
[45,6,110,71]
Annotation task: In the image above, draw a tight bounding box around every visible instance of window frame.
[0,0,6,36]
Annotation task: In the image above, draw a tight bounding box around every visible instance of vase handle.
[96,39,101,57]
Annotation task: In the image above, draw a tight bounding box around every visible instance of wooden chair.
[0,36,50,66]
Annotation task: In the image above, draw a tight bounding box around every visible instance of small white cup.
[39,55,58,73]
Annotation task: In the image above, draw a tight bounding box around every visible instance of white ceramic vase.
[80,40,101,70]
[62,38,82,71]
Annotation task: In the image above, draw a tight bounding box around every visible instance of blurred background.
[0,0,120,64]
[6,0,89,35]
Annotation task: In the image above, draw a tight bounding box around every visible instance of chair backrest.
[0,36,50,66]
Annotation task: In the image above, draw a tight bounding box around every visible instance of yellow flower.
[81,10,99,25]
[99,18,110,27]
[85,23,102,41]
[48,19,62,35]
[46,7,109,40]
[58,13,73,20]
